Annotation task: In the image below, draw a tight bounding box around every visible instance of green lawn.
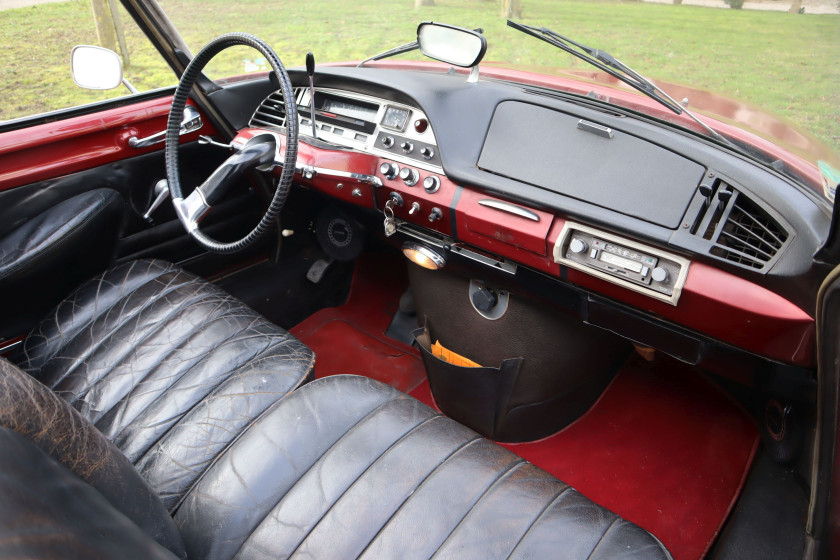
[1,0,838,154]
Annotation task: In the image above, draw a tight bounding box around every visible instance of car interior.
[0,11,837,560]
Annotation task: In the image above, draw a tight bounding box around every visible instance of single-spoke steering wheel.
[165,33,298,253]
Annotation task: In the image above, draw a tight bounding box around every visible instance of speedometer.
[381,105,410,131]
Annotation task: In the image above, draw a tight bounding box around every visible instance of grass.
[1,0,838,153]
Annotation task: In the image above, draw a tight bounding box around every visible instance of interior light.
[402,242,446,270]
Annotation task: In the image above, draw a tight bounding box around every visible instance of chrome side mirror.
[71,45,137,93]
[417,22,487,68]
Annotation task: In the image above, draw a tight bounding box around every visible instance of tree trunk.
[90,0,118,53]
[673,0,683,4]
[415,0,435,7]
[789,0,803,13]
[501,0,522,18]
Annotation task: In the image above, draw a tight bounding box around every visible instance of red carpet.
[292,254,759,560]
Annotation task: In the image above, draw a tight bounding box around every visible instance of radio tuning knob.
[569,238,587,254]
[399,167,419,186]
[652,267,670,283]
[379,162,399,180]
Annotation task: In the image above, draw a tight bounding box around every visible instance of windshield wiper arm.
[507,20,737,149]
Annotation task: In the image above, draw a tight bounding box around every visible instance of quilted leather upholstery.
[176,375,672,560]
[11,259,315,511]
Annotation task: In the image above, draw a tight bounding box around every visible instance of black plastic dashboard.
[216,64,833,313]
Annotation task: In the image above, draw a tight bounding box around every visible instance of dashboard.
[231,64,831,370]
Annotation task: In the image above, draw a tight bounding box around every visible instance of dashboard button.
[379,162,399,180]
[399,167,419,186]
[423,176,441,193]
[652,267,669,283]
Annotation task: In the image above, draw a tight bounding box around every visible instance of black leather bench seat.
[10,259,315,511]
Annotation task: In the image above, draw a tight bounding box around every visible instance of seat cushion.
[176,375,672,560]
[11,259,315,511]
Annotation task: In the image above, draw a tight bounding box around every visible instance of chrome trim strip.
[577,119,614,139]
[450,245,518,275]
[296,164,383,187]
[478,199,540,222]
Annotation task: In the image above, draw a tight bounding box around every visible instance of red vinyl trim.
[0,97,214,192]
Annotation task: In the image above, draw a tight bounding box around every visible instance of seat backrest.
[0,357,186,559]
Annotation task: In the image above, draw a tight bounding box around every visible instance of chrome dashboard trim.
[478,199,540,221]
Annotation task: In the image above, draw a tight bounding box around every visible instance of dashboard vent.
[690,180,789,271]
[249,87,303,129]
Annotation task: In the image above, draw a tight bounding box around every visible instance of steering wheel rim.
[165,33,298,253]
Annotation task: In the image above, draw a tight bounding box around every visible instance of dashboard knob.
[423,176,441,193]
[420,147,435,160]
[652,267,670,283]
[381,136,394,148]
[400,141,414,154]
[428,207,442,222]
[379,162,399,180]
[471,286,498,312]
[569,238,587,254]
[399,167,419,186]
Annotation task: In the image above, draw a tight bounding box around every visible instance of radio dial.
[569,238,587,254]
[651,267,669,283]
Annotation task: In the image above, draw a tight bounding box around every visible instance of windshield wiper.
[507,20,737,149]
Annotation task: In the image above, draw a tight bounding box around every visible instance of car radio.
[553,222,690,305]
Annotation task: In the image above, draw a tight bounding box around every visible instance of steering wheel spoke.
[165,33,298,254]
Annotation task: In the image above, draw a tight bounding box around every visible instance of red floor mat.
[291,254,426,393]
[292,255,759,560]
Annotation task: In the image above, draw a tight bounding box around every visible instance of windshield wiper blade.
[507,20,737,149]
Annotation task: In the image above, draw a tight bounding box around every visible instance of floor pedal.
[306,258,333,284]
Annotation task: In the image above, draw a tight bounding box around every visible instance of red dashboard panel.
[0,97,213,192]
[237,128,816,368]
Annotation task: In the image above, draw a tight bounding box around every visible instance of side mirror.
[71,45,133,91]
[417,22,487,68]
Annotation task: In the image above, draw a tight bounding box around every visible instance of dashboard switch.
[381,136,394,148]
[420,147,435,160]
[379,162,399,180]
[409,202,421,215]
[400,141,414,154]
[428,207,442,222]
[423,176,441,193]
[399,167,419,186]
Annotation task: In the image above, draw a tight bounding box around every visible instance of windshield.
[3,0,837,174]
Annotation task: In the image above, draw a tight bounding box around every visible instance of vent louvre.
[249,88,303,129]
[691,180,789,271]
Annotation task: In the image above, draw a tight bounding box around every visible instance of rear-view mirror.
[417,22,487,68]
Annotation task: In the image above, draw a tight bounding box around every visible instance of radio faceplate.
[553,222,690,305]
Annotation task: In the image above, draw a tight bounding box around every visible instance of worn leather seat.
[0,359,672,559]
[9,259,315,510]
[0,188,124,338]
